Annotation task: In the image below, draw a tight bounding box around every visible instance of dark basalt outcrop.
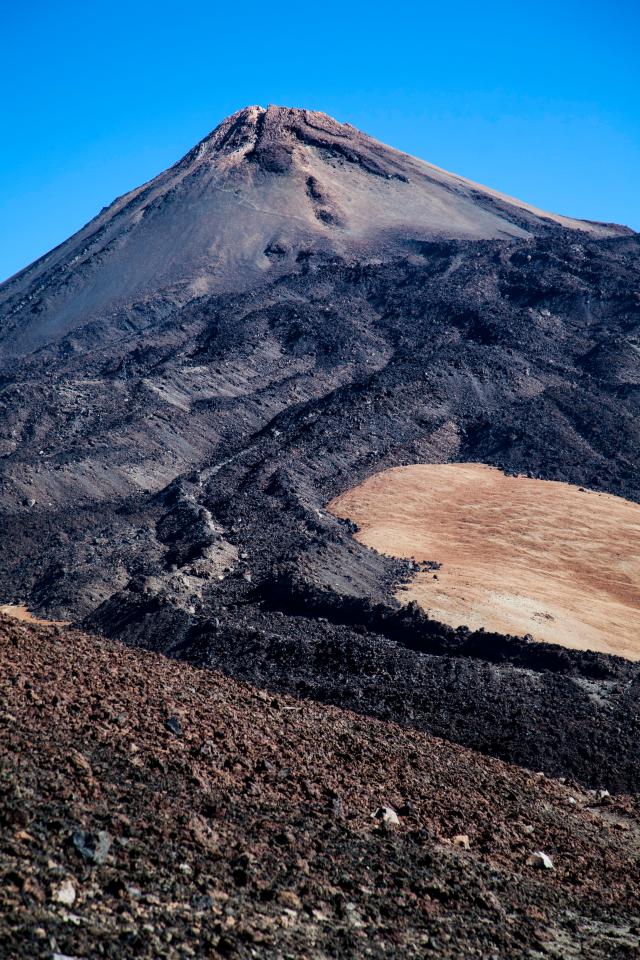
[0,108,638,791]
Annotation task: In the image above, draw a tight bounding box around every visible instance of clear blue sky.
[1,0,638,282]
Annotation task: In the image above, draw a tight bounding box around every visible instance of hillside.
[2,616,639,958]
[0,108,638,797]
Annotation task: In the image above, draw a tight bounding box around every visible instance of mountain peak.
[0,105,631,358]
[192,104,407,180]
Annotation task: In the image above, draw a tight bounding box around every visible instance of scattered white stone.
[452,834,470,849]
[371,806,400,825]
[568,796,577,806]
[527,851,554,870]
[52,880,76,906]
[345,902,365,928]
[596,789,611,805]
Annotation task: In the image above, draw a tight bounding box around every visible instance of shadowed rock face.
[0,108,638,790]
[0,105,628,359]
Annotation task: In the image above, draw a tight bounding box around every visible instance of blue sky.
[1,0,638,282]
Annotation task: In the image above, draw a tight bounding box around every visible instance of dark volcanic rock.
[72,829,112,865]
[164,716,183,737]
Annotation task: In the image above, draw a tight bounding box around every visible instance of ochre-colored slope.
[329,463,640,660]
[0,604,70,626]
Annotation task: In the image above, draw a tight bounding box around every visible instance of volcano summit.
[0,105,628,359]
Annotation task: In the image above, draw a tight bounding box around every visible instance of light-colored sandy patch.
[328,464,640,660]
[0,604,71,627]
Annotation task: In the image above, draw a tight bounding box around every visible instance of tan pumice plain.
[329,463,640,660]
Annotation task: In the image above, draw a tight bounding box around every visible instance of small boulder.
[371,806,400,826]
[72,829,112,865]
[52,879,76,906]
[165,716,183,737]
[452,834,470,850]
[527,851,554,870]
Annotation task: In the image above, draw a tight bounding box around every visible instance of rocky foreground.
[1,615,639,958]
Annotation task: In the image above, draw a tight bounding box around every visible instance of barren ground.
[1,616,640,958]
[329,464,640,660]
[0,604,70,626]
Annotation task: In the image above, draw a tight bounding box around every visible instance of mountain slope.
[0,105,629,359]
[0,110,638,792]
[2,616,640,959]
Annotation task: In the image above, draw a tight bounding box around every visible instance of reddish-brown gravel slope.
[1,616,639,958]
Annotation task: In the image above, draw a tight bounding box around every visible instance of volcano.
[0,105,628,359]
[0,106,639,796]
